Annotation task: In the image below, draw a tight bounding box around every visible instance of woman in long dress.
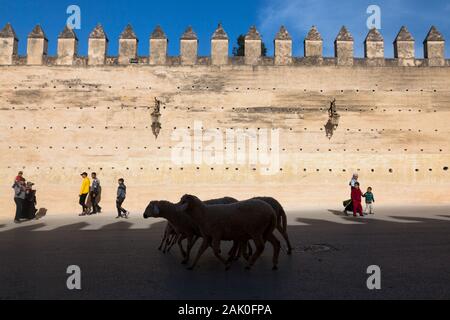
[23,182,38,220]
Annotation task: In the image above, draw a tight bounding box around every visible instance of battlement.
[0,23,448,67]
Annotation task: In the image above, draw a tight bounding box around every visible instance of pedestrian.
[351,182,364,217]
[116,178,129,219]
[90,172,102,214]
[23,181,38,220]
[15,170,25,183]
[349,173,358,189]
[363,187,375,215]
[79,172,90,216]
[12,179,26,223]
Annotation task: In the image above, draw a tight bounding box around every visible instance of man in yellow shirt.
[79,172,90,216]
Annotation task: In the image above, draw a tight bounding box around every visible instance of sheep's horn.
[153,204,160,215]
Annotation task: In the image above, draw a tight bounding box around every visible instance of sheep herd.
[143,195,293,270]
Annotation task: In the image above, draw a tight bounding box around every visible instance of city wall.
[0,23,449,216]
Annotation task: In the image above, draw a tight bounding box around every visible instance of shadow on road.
[0,217,449,299]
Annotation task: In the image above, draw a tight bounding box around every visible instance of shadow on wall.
[324,115,340,139]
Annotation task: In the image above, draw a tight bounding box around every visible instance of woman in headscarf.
[23,181,38,220]
[343,173,359,214]
[349,173,359,189]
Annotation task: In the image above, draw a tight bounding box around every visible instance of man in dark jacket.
[116,178,129,218]
[90,172,102,214]
[13,180,26,223]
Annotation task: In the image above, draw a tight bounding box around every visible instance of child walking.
[351,182,364,217]
[363,187,375,215]
[116,178,129,219]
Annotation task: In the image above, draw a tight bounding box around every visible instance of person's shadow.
[324,115,340,139]
[328,209,348,216]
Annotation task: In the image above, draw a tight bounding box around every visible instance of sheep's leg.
[266,233,281,270]
[166,233,176,252]
[167,234,178,252]
[240,241,251,261]
[234,242,242,261]
[234,241,249,261]
[158,230,167,251]
[278,226,293,255]
[192,235,200,246]
[188,238,210,270]
[163,232,174,253]
[227,241,237,257]
[162,233,172,253]
[245,237,265,270]
[247,241,253,257]
[210,238,231,270]
[181,235,195,265]
[177,235,187,258]
[227,241,239,263]
[241,241,253,261]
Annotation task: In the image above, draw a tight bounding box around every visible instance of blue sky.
[1,0,450,58]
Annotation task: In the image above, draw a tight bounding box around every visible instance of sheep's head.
[143,201,163,219]
[178,194,203,213]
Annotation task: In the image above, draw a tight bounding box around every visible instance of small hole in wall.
[444,167,449,171]
[389,169,393,173]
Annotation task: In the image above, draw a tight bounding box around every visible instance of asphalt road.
[0,210,449,300]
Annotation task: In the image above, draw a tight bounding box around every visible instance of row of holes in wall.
[2,106,445,113]
[9,85,444,93]
[5,166,449,173]
[2,126,445,133]
[5,146,447,153]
